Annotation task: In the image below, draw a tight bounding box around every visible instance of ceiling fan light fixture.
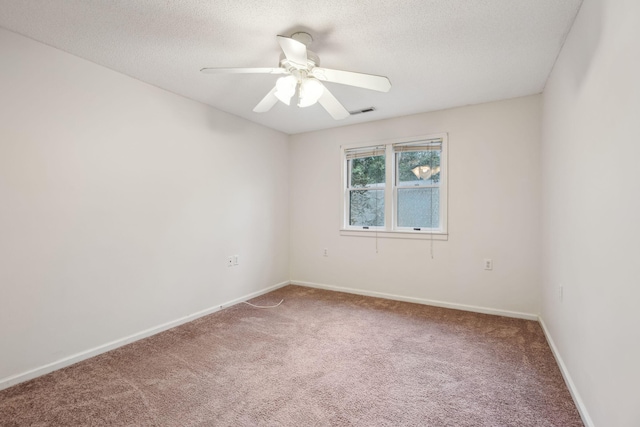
[201,34,391,120]
[298,78,324,108]
[274,75,297,105]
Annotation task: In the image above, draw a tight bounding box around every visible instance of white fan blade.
[312,67,391,92]
[277,35,307,67]
[200,67,287,74]
[253,86,279,113]
[318,86,350,120]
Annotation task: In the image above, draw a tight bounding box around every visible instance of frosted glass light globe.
[298,78,324,107]
[274,75,297,105]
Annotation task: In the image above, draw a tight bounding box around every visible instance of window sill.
[339,229,448,241]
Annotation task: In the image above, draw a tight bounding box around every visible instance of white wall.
[540,0,640,426]
[6,2,638,422]
[289,95,542,316]
[0,28,289,384]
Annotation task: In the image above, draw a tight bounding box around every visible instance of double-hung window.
[342,134,447,238]
[345,145,386,228]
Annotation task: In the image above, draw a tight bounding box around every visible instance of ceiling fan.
[200,32,391,120]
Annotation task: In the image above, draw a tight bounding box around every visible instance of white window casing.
[341,133,448,240]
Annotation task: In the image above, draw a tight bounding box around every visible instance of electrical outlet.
[559,284,564,303]
[484,258,493,270]
[323,248,328,257]
[233,255,239,266]
[227,256,233,267]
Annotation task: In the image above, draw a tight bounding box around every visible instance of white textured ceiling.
[0,0,582,134]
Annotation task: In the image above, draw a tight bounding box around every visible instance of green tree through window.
[349,155,385,226]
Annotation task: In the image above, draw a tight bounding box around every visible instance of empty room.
[0,0,638,426]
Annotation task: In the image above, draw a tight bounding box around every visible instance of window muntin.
[342,135,447,235]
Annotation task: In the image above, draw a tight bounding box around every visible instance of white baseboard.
[538,316,594,427]
[292,280,538,321]
[0,280,290,391]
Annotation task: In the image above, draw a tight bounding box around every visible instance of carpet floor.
[0,285,583,426]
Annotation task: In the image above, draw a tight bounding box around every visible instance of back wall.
[289,95,542,316]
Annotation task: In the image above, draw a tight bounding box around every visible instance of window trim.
[340,133,448,239]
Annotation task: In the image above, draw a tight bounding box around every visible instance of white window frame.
[340,133,448,240]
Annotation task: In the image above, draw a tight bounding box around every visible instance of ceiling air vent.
[349,107,376,116]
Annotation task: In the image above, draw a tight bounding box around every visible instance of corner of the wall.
[538,315,594,427]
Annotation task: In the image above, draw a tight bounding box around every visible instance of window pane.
[397,188,439,228]
[397,151,440,186]
[349,155,385,188]
[349,189,384,226]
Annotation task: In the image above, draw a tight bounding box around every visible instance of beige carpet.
[0,285,582,426]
